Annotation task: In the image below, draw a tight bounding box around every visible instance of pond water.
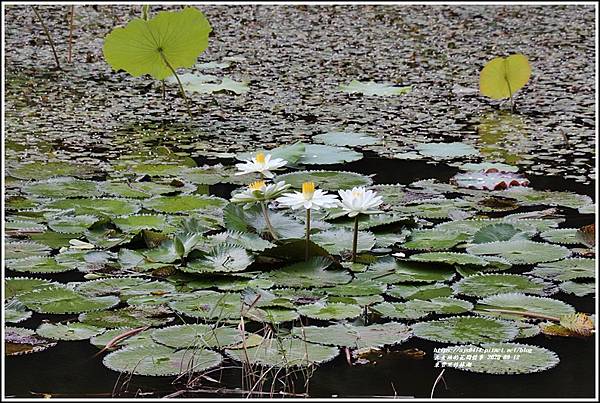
[3,3,597,400]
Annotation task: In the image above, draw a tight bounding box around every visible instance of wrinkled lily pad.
[5,326,57,356]
[292,322,411,348]
[143,195,226,213]
[466,240,571,265]
[262,257,351,288]
[151,324,243,349]
[412,316,519,344]
[5,300,33,323]
[475,293,575,320]
[312,228,376,255]
[46,198,141,217]
[409,252,489,266]
[5,241,51,260]
[36,322,105,341]
[275,170,372,191]
[184,244,254,273]
[18,286,120,314]
[453,274,556,297]
[526,258,595,281]
[103,345,222,376]
[434,343,559,374]
[113,215,168,233]
[297,302,362,320]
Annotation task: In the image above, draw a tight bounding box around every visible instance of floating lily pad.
[168,291,242,320]
[526,258,595,281]
[471,223,522,244]
[75,277,176,301]
[46,198,141,217]
[184,244,254,273]
[409,252,489,266]
[5,300,33,323]
[151,324,243,349]
[5,241,51,260]
[226,337,339,367]
[6,277,58,299]
[292,322,412,348]
[475,293,575,321]
[48,215,99,234]
[372,298,473,320]
[313,131,379,147]
[23,177,100,198]
[339,80,411,96]
[540,228,583,245]
[360,257,455,283]
[559,281,595,297]
[91,327,157,350]
[5,326,57,356]
[112,214,168,233]
[275,170,372,190]
[143,195,226,213]
[402,229,470,251]
[8,161,100,180]
[434,342,559,374]
[18,286,120,314]
[298,144,363,165]
[29,231,76,249]
[453,274,556,297]
[412,316,519,344]
[416,142,479,159]
[36,322,105,341]
[245,307,300,324]
[262,257,351,288]
[451,171,529,190]
[103,345,223,376]
[6,256,74,274]
[79,305,173,328]
[502,188,593,209]
[297,302,362,320]
[312,228,375,255]
[466,240,571,265]
[386,283,453,300]
[209,231,274,252]
[325,280,386,297]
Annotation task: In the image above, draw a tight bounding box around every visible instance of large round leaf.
[18,286,120,314]
[480,53,531,99]
[412,316,519,344]
[291,322,412,348]
[475,293,575,321]
[453,274,556,297]
[466,240,571,265]
[103,7,212,80]
[151,324,243,349]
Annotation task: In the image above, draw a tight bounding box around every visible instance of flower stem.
[352,215,359,262]
[305,208,311,261]
[260,201,278,241]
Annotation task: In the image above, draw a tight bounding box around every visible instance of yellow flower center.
[352,190,362,198]
[249,180,265,191]
[255,152,266,164]
[302,181,315,199]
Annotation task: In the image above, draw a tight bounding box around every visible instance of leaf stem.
[32,6,61,70]
[67,5,75,63]
[159,50,192,118]
[305,208,311,262]
[352,214,359,262]
[260,201,278,241]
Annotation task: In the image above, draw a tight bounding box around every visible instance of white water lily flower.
[338,186,383,217]
[276,182,339,210]
[235,152,287,178]
[230,180,291,204]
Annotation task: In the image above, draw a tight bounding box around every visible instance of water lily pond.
[3,3,597,400]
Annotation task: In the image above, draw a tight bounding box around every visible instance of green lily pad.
[466,240,571,265]
[6,277,58,299]
[36,322,105,341]
[5,300,33,323]
[23,177,100,198]
[91,327,157,350]
[359,257,455,283]
[416,142,479,159]
[275,170,372,191]
[472,223,522,244]
[434,342,559,374]
[297,302,362,320]
[291,322,412,348]
[409,252,489,266]
[48,215,99,234]
[103,345,223,376]
[169,74,249,94]
[261,257,351,288]
[209,231,275,252]
[312,228,376,255]
[453,274,556,297]
[103,7,212,80]
[559,281,595,297]
[6,256,74,274]
[402,229,471,251]
[5,326,57,356]
[339,80,411,96]
[386,283,453,300]
[540,228,584,245]
[325,280,386,297]
[79,305,174,328]
[475,293,575,321]
[184,244,254,274]
[143,195,226,213]
[313,131,379,147]
[46,198,141,217]
[168,291,242,320]
[112,214,168,233]
[502,188,593,210]
[526,258,595,281]
[244,308,300,324]
[412,316,519,344]
[18,286,120,314]
[226,337,339,367]
[298,144,363,165]
[75,277,176,301]
[372,298,473,320]
[29,231,75,249]
[151,324,243,349]
[5,241,51,260]
[8,161,100,180]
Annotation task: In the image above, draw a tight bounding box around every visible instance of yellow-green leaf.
[480,54,531,100]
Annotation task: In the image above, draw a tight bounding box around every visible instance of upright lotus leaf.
[275,170,372,191]
[466,240,571,265]
[226,337,339,367]
[475,293,575,321]
[434,343,559,375]
[480,53,531,100]
[151,324,243,349]
[412,316,519,344]
[184,244,254,273]
[291,322,412,349]
[339,80,411,96]
[36,322,105,341]
[5,241,51,260]
[103,345,223,376]
[453,274,556,297]
[526,258,595,282]
[5,326,57,356]
[262,256,351,288]
[297,302,362,320]
[18,286,120,314]
[103,7,212,80]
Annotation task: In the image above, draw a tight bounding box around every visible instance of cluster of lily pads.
[4,133,596,386]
